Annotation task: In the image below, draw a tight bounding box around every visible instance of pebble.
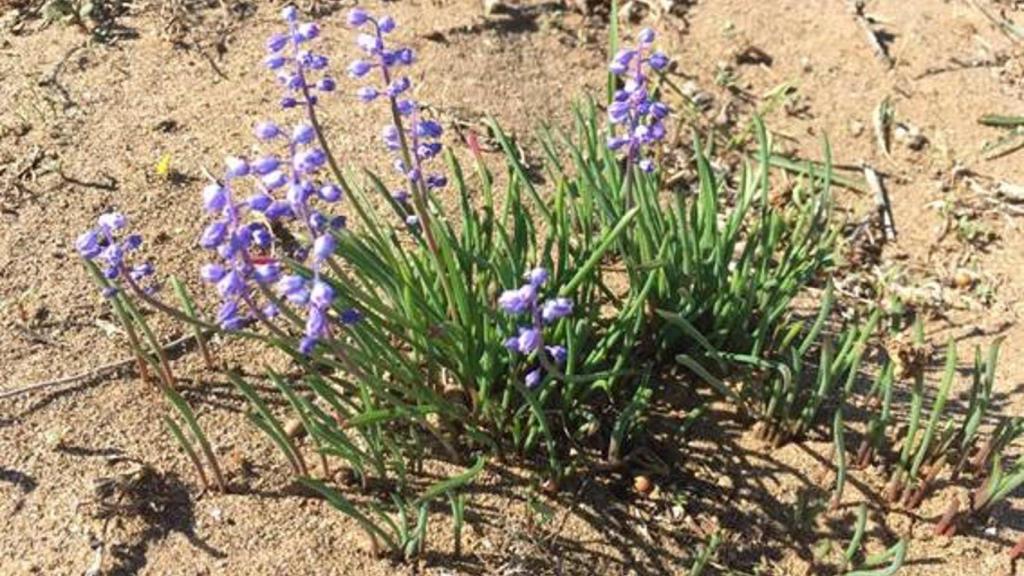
[283,418,306,439]
[633,475,653,495]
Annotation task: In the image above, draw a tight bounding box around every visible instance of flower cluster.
[76,213,156,298]
[606,28,670,172]
[266,5,337,110]
[498,268,573,389]
[346,9,447,211]
[197,6,352,350]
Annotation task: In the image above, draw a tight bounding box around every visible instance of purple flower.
[312,234,335,262]
[200,263,226,283]
[606,30,670,168]
[225,156,250,179]
[304,305,328,340]
[347,8,369,27]
[516,327,542,354]
[524,368,543,389]
[296,22,319,42]
[200,221,228,249]
[348,60,372,77]
[498,285,535,315]
[340,308,363,325]
[319,183,342,202]
[130,262,155,281]
[261,171,288,190]
[123,234,142,251]
[649,52,669,70]
[202,184,228,213]
[266,55,287,70]
[217,300,244,331]
[76,230,101,259]
[357,86,379,102]
[292,123,315,144]
[255,122,281,140]
[299,336,317,355]
[267,33,288,52]
[254,263,280,284]
[527,268,548,288]
[541,297,573,323]
[98,212,127,231]
[310,280,334,308]
[266,201,293,220]
[546,345,567,365]
[217,270,245,297]
[497,267,573,389]
[277,275,307,296]
[386,77,411,97]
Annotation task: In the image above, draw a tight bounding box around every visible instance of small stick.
[0,333,197,400]
[847,0,894,67]
[864,165,897,240]
[874,97,893,159]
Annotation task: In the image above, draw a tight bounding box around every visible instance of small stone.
[540,478,559,495]
[952,269,974,289]
[633,475,653,495]
[284,418,306,439]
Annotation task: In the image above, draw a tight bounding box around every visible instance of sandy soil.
[2,0,1023,574]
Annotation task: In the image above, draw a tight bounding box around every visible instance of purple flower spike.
[497,266,574,389]
[78,214,161,296]
[605,30,670,170]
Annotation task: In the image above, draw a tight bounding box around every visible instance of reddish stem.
[1010,534,1024,561]
[934,496,960,537]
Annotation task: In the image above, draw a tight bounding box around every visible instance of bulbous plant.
[74,7,643,558]
[78,5,993,567]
